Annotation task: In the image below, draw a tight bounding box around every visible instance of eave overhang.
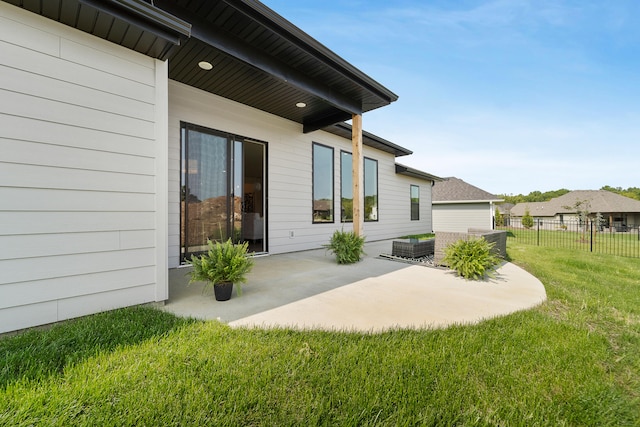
[3,0,192,59]
[4,0,398,133]
[395,164,442,182]
[79,0,191,49]
[326,123,412,157]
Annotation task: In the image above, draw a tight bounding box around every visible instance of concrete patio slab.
[163,239,546,333]
[229,262,546,332]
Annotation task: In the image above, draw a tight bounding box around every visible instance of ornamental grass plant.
[442,237,501,280]
[323,229,365,264]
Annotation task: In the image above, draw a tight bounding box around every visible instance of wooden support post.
[352,114,363,236]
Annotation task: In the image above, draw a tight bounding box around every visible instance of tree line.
[498,186,640,205]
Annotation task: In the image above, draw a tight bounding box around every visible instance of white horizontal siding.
[0,115,154,156]
[0,163,154,193]
[0,302,58,335]
[0,62,155,122]
[167,80,435,262]
[0,282,157,333]
[0,139,155,175]
[0,39,155,103]
[0,12,60,56]
[432,203,492,232]
[60,39,155,85]
[0,89,154,139]
[0,2,167,333]
[0,267,156,309]
[57,284,157,322]
[0,212,156,235]
[0,230,155,260]
[0,188,154,212]
[0,248,156,285]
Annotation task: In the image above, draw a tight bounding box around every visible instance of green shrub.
[189,239,254,295]
[494,207,504,227]
[442,237,500,280]
[522,207,534,229]
[324,230,365,264]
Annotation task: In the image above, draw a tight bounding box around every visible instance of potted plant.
[188,239,254,301]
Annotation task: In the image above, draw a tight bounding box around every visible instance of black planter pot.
[213,282,233,301]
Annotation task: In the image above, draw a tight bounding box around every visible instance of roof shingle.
[432,177,502,203]
[510,190,640,216]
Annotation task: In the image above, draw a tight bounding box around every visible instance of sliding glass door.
[181,123,265,261]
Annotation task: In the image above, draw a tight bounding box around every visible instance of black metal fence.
[500,219,640,259]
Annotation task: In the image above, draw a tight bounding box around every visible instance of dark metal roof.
[5,0,398,133]
[395,164,442,183]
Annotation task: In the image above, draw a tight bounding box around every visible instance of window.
[312,143,334,223]
[410,185,420,220]
[181,125,229,258]
[364,157,378,221]
[180,122,266,261]
[340,151,353,222]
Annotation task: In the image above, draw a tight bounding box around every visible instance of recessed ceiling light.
[296,102,307,108]
[198,61,213,70]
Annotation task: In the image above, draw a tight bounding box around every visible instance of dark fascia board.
[395,163,443,182]
[303,111,353,134]
[324,122,413,157]
[155,0,363,116]
[228,0,398,105]
[79,0,191,46]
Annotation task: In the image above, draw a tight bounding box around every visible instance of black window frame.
[312,142,335,224]
[410,184,420,221]
[340,150,353,223]
[364,157,379,222]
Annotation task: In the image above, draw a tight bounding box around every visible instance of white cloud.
[365,104,640,195]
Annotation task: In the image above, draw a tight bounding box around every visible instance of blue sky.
[263,0,640,195]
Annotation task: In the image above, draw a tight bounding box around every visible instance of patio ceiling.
[5,0,398,135]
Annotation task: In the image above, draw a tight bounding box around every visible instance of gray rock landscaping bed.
[379,252,437,267]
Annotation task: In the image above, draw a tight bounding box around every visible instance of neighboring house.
[0,0,439,333]
[495,202,515,226]
[431,177,503,232]
[510,190,640,231]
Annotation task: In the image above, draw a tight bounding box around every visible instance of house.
[0,0,439,333]
[431,177,503,232]
[495,202,515,226]
[510,190,640,231]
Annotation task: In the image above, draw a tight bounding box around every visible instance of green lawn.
[1,241,639,426]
